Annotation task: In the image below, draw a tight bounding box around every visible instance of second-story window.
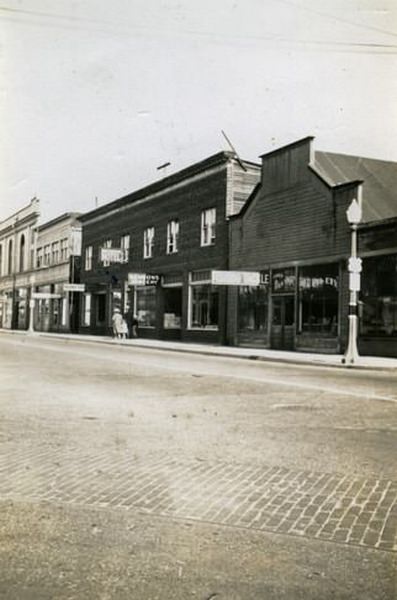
[167,219,179,254]
[201,208,216,246]
[121,234,130,262]
[52,241,60,264]
[19,234,25,272]
[60,238,68,261]
[101,239,112,267]
[143,227,154,259]
[44,244,51,266]
[85,245,93,271]
[36,247,43,268]
[7,240,13,274]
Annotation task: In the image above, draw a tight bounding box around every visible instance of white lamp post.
[343,198,362,365]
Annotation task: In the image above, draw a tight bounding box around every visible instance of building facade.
[0,198,40,330]
[0,201,82,333]
[228,137,397,357]
[79,151,260,343]
[32,213,82,333]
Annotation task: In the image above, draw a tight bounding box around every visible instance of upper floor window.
[36,247,43,268]
[143,227,154,259]
[101,239,112,267]
[19,234,25,272]
[44,244,51,266]
[85,245,93,271]
[167,219,179,254]
[60,238,68,261]
[201,208,216,246]
[121,234,130,262]
[7,239,13,274]
[51,241,60,264]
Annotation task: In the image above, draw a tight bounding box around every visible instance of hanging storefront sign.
[211,270,260,286]
[100,248,127,263]
[32,292,62,300]
[128,273,160,286]
[63,283,86,293]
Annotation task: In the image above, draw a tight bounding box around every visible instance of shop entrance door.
[271,295,295,350]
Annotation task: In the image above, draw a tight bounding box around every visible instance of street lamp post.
[343,198,362,365]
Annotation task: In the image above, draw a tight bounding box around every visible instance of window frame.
[200,208,216,247]
[143,227,155,259]
[166,219,179,254]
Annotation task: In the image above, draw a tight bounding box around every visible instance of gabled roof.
[314,151,397,223]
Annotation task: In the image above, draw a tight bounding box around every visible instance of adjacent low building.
[228,137,397,357]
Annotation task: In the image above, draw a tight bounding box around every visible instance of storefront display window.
[136,287,156,327]
[190,282,219,329]
[298,264,338,335]
[238,286,268,333]
[83,293,91,326]
[163,287,182,329]
[95,294,106,325]
[361,254,397,336]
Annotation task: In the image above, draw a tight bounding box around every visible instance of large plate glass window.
[298,264,339,335]
[238,273,269,334]
[189,270,219,329]
[361,254,397,336]
[135,286,156,327]
[83,293,91,326]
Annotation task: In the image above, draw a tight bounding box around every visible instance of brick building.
[228,137,397,357]
[79,151,260,342]
[32,213,82,333]
[0,201,82,333]
[0,198,40,330]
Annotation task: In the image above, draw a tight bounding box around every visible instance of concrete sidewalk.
[2,328,397,371]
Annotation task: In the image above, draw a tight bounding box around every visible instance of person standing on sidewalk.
[112,308,126,339]
[125,309,139,338]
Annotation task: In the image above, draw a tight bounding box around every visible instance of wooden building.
[78,151,260,343]
[228,137,397,357]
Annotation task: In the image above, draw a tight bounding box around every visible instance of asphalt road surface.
[0,332,396,599]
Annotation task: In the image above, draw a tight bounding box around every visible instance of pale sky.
[1,0,396,221]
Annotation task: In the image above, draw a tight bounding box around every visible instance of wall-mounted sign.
[100,248,127,264]
[272,269,296,293]
[63,283,86,293]
[32,292,62,300]
[211,270,260,286]
[128,273,160,286]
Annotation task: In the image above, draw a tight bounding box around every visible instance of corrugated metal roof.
[314,151,397,223]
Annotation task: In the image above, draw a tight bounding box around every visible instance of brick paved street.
[1,333,397,599]
[1,450,397,553]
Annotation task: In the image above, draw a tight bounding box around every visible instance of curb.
[2,329,397,372]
